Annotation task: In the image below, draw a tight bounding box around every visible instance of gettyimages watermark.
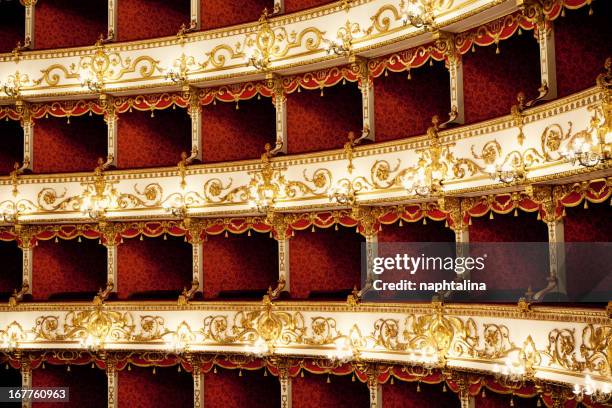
[361,242,612,303]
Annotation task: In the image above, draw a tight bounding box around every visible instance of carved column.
[190,0,201,30]
[435,31,464,124]
[107,0,118,40]
[22,0,37,48]
[179,218,206,304]
[365,365,382,408]
[100,222,121,295]
[267,212,290,292]
[106,360,118,408]
[534,4,557,100]
[101,95,118,167]
[16,226,35,296]
[192,240,204,293]
[267,74,287,155]
[352,57,375,141]
[353,206,379,294]
[20,359,32,408]
[193,362,205,408]
[278,361,292,408]
[457,376,475,408]
[17,101,33,171]
[533,186,564,300]
[186,86,203,162]
[441,198,469,278]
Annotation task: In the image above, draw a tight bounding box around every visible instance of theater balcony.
[0,0,610,407]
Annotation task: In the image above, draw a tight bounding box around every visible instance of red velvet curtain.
[202,232,278,298]
[289,226,363,299]
[0,120,23,175]
[117,108,191,169]
[374,63,450,141]
[200,0,272,30]
[0,1,23,53]
[0,241,22,299]
[554,0,612,97]
[462,33,541,124]
[32,239,107,300]
[286,84,362,154]
[201,98,276,163]
[204,368,280,407]
[116,236,192,299]
[292,372,369,408]
[32,364,107,408]
[383,381,459,407]
[118,366,193,408]
[34,0,107,49]
[117,0,190,42]
[33,115,107,174]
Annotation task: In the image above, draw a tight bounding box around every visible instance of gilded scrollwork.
[33,48,161,88]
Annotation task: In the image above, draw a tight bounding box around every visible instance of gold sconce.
[0,322,25,353]
[400,0,441,30]
[79,158,118,221]
[401,115,455,197]
[163,150,197,218]
[165,53,195,86]
[248,144,287,213]
[486,154,527,185]
[2,71,29,98]
[78,37,112,93]
[245,9,277,71]
[573,375,612,404]
[560,58,612,168]
[328,132,371,206]
[326,20,361,57]
[165,322,194,355]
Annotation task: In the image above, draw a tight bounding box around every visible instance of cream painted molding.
[0,87,609,224]
[0,302,609,389]
[0,0,510,101]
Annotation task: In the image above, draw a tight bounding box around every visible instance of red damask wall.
[32,239,107,300]
[564,202,612,301]
[116,236,192,299]
[374,63,451,141]
[33,115,107,174]
[34,0,107,49]
[202,232,278,298]
[32,364,107,408]
[462,34,541,124]
[292,372,369,408]
[204,369,279,407]
[0,241,22,299]
[117,0,190,42]
[0,1,23,53]
[554,0,612,97]
[284,0,333,13]
[383,381,459,407]
[289,227,363,299]
[117,109,191,169]
[0,120,23,175]
[286,84,363,154]
[475,392,539,407]
[118,366,193,408]
[201,0,272,30]
[201,98,276,163]
[468,212,549,297]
